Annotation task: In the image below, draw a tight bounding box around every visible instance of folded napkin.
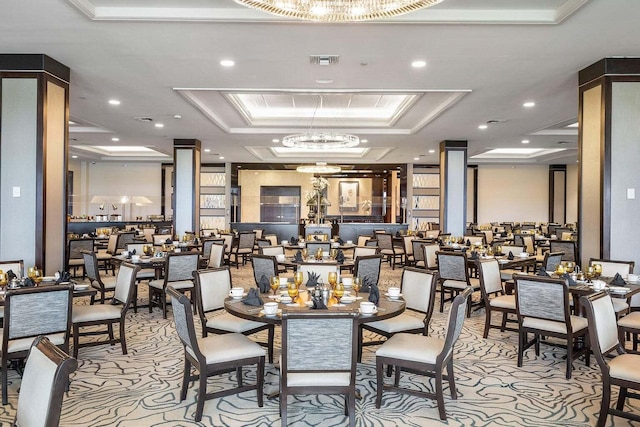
[294,250,303,262]
[6,269,16,280]
[131,249,136,255]
[290,236,297,245]
[338,237,344,245]
[242,288,263,306]
[561,272,576,285]
[311,296,328,309]
[368,283,380,305]
[468,251,478,260]
[166,238,173,244]
[361,277,373,293]
[461,247,468,253]
[23,277,36,287]
[537,268,550,277]
[417,232,424,238]
[258,274,270,293]
[396,231,401,238]
[508,251,514,260]
[56,271,72,284]
[610,273,627,286]
[306,271,320,288]
[466,239,471,246]
[336,250,345,264]
[194,238,199,245]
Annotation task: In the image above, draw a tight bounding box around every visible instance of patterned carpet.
[0,262,638,426]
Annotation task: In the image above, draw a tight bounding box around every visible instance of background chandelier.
[233,0,445,22]
[283,132,359,150]
[297,163,342,173]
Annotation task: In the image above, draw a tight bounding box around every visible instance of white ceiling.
[2,0,637,165]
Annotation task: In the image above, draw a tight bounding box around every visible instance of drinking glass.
[287,282,299,301]
[294,271,304,288]
[27,267,37,280]
[352,277,362,298]
[333,282,344,303]
[315,248,323,261]
[565,262,575,273]
[593,263,602,277]
[301,248,308,260]
[330,248,338,259]
[33,269,43,284]
[270,276,280,295]
[328,272,338,287]
[0,271,7,289]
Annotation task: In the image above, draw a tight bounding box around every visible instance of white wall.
[477,164,549,224]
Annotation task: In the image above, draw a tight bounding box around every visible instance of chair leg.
[2,358,8,405]
[73,324,80,358]
[565,335,573,380]
[180,358,190,401]
[517,331,525,367]
[393,366,401,386]
[267,326,275,364]
[347,391,356,427]
[447,358,457,399]
[435,369,447,420]
[375,357,384,408]
[596,382,611,427]
[616,387,627,411]
[120,320,128,355]
[162,289,168,319]
[500,312,508,332]
[483,307,491,338]
[257,357,265,407]
[280,389,287,426]
[236,367,243,387]
[195,366,206,422]
[107,323,115,345]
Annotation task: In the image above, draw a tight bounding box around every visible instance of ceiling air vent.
[309,55,340,65]
[134,117,154,122]
[486,119,507,124]
[557,141,571,144]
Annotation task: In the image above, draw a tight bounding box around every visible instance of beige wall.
[326,177,373,216]
[566,164,578,224]
[477,164,549,224]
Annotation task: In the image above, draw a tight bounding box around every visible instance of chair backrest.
[514,235,535,254]
[297,263,338,285]
[440,287,472,361]
[436,251,468,282]
[305,242,331,254]
[260,245,285,256]
[353,246,378,259]
[514,275,569,324]
[251,254,278,286]
[581,292,623,371]
[106,234,119,254]
[264,234,278,246]
[221,234,234,254]
[237,232,256,250]
[376,233,393,251]
[113,262,140,307]
[356,235,371,247]
[500,245,524,256]
[164,252,199,283]
[401,268,437,314]
[464,235,485,246]
[542,252,564,272]
[479,229,493,244]
[207,243,226,268]
[14,336,78,427]
[0,259,25,278]
[561,232,574,241]
[3,285,73,353]
[202,238,224,259]
[365,239,379,247]
[412,241,426,264]
[116,232,136,251]
[152,234,172,245]
[168,287,203,362]
[253,229,264,239]
[549,240,576,262]
[425,230,440,239]
[589,258,635,278]
[423,244,439,269]
[403,235,415,255]
[157,226,173,235]
[142,227,156,243]
[256,239,271,248]
[201,228,218,238]
[194,267,232,314]
[126,242,146,254]
[353,255,382,289]
[67,239,94,261]
[477,259,503,297]
[281,311,357,383]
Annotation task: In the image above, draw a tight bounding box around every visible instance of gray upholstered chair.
[149,252,199,318]
[82,250,117,304]
[478,259,516,338]
[375,287,472,421]
[169,287,265,422]
[280,311,358,427]
[541,251,564,273]
[411,240,426,268]
[376,233,404,269]
[200,238,224,267]
[2,285,73,404]
[206,243,226,268]
[66,238,94,278]
[96,233,118,275]
[352,246,378,260]
[581,291,640,427]
[353,254,382,292]
[305,241,331,255]
[251,254,278,290]
[115,231,136,252]
[437,251,480,316]
[514,234,536,255]
[549,239,577,263]
[13,336,78,427]
[71,262,140,358]
[514,274,590,379]
[194,267,275,363]
[232,231,256,268]
[361,268,437,359]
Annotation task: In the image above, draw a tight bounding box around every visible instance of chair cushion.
[376,333,444,364]
[96,252,112,260]
[618,311,640,330]
[489,294,516,310]
[415,261,425,268]
[287,372,351,387]
[4,333,66,354]
[148,279,164,289]
[135,269,156,279]
[68,259,84,266]
[612,299,629,314]
[72,304,121,323]
[92,276,117,290]
[443,277,480,290]
[500,269,520,281]
[206,312,267,333]
[522,315,588,334]
[187,333,265,364]
[380,249,395,255]
[236,248,253,254]
[608,353,640,383]
[366,314,424,334]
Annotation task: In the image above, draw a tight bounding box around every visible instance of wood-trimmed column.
[0,54,70,275]
[173,139,201,237]
[549,165,567,224]
[439,140,467,236]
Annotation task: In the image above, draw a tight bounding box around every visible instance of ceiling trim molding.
[409,91,468,134]
[177,90,232,133]
[556,0,591,23]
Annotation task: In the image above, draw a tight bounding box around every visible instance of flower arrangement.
[361,199,372,213]
[310,176,330,190]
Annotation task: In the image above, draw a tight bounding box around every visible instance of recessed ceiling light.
[220,60,235,67]
[272,139,280,143]
[411,60,427,68]
[69,120,76,125]
[521,139,530,144]
[204,148,211,153]
[478,124,488,130]
[173,114,182,119]
[71,155,78,159]
[523,101,535,108]
[154,123,164,128]
[413,157,420,161]
[428,149,435,153]
[108,99,120,105]
[112,137,120,142]
[315,79,334,84]
[361,139,368,143]
[219,156,225,160]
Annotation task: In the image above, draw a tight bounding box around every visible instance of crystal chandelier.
[283,132,359,150]
[233,0,445,22]
[297,163,341,173]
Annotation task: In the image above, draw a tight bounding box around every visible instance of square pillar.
[173,139,201,237]
[439,140,467,236]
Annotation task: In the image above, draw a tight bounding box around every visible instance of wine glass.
[0,271,7,290]
[334,282,345,304]
[565,262,575,274]
[27,266,37,280]
[352,277,362,298]
[301,248,308,260]
[315,248,323,261]
[270,276,280,295]
[33,269,43,285]
[593,263,602,278]
[330,248,338,260]
[287,282,299,302]
[328,272,338,288]
[294,271,304,288]
[585,266,595,283]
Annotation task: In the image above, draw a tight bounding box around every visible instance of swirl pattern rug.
[0,262,638,426]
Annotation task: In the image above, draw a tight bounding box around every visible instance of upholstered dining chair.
[376,233,404,269]
[152,233,172,246]
[590,258,635,316]
[232,231,256,268]
[361,268,437,360]
[258,246,287,273]
[375,287,472,421]
[142,227,156,243]
[514,234,535,256]
[305,241,331,255]
[514,274,590,379]
[206,243,226,269]
[251,254,279,289]
[115,231,136,252]
[352,246,378,260]
[168,287,265,422]
[402,235,415,266]
[221,233,234,265]
[200,238,224,268]
[65,238,94,278]
[280,310,359,427]
[464,235,485,246]
[82,250,117,304]
[13,336,78,427]
[148,252,199,318]
[71,262,140,358]
[356,235,372,247]
[2,284,73,405]
[96,233,118,275]
[264,234,278,246]
[353,254,382,291]
[194,267,275,363]
[297,263,339,285]
[478,259,516,338]
[412,240,426,268]
[422,243,439,272]
[437,251,480,316]
[581,291,640,427]
[549,239,577,263]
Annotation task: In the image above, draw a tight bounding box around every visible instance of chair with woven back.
[96,233,118,275]
[168,287,265,422]
[148,252,199,318]
[376,233,404,269]
[66,238,94,278]
[82,250,117,304]
[549,239,577,263]
[437,251,480,317]
[194,267,275,363]
[412,240,426,268]
[280,310,359,427]
[251,254,279,290]
[353,254,382,292]
[402,235,416,266]
[116,231,136,252]
[232,231,256,268]
[200,238,225,268]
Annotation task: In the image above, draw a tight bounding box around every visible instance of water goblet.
[330,248,338,260]
[328,272,338,288]
[593,263,602,278]
[294,271,304,288]
[270,276,280,295]
[565,262,575,273]
[334,282,344,304]
[287,282,299,302]
[27,266,37,280]
[301,248,308,260]
[315,248,323,261]
[352,277,361,298]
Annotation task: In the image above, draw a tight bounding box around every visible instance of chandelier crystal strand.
[282,132,359,149]
[233,0,445,22]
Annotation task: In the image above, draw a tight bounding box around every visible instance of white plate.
[277,297,293,303]
[341,297,356,303]
[42,276,56,281]
[385,293,402,300]
[259,309,282,317]
[74,284,89,291]
[229,293,247,299]
[358,307,378,315]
